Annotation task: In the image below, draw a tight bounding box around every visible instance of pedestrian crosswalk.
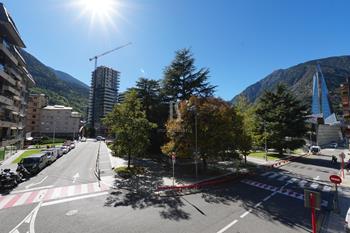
[0,182,109,210]
[260,171,333,193]
[241,179,329,207]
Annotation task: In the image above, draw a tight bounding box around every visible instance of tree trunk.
[202,157,207,171]
[127,148,131,169]
[244,155,247,164]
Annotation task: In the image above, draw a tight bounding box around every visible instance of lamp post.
[188,104,198,178]
[264,122,268,161]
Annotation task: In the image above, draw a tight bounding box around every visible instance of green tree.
[162,96,240,170]
[235,96,255,164]
[162,48,216,101]
[103,90,156,168]
[255,84,308,155]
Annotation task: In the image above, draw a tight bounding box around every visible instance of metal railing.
[94,142,101,184]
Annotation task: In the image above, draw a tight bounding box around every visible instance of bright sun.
[74,0,120,29]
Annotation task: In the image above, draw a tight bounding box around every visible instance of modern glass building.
[87,66,120,136]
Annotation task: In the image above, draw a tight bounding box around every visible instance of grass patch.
[0,149,4,161]
[12,149,42,164]
[114,166,145,178]
[249,151,284,161]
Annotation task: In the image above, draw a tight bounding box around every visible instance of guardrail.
[94,142,101,182]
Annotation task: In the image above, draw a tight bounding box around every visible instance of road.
[0,145,346,233]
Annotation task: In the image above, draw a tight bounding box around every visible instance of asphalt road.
[0,145,345,233]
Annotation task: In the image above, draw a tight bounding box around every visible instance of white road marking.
[0,195,14,209]
[277,175,289,181]
[81,184,88,194]
[313,176,320,181]
[216,219,238,233]
[240,210,252,218]
[9,202,42,233]
[254,201,262,208]
[72,173,80,183]
[51,187,62,200]
[287,178,298,183]
[322,186,332,192]
[25,176,48,189]
[12,185,54,194]
[261,171,274,177]
[299,180,308,188]
[33,189,47,203]
[310,183,319,189]
[67,185,75,196]
[13,192,32,206]
[42,192,108,207]
[268,172,280,179]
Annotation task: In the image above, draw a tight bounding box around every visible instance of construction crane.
[89,42,132,69]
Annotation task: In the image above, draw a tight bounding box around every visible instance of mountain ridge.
[232,55,350,114]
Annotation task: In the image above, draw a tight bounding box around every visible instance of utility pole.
[195,110,198,178]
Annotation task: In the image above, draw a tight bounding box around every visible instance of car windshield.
[22,158,40,164]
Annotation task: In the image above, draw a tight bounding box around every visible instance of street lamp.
[188,104,198,178]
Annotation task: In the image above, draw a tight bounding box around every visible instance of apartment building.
[87,66,120,136]
[25,94,48,136]
[0,3,35,157]
[39,105,81,138]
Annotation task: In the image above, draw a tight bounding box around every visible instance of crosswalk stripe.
[268,172,280,179]
[322,186,332,192]
[51,187,62,200]
[3,194,21,209]
[81,184,88,194]
[277,175,289,181]
[310,183,319,189]
[0,195,16,209]
[25,191,39,204]
[33,189,48,203]
[287,178,298,183]
[13,192,32,206]
[261,171,274,177]
[67,185,75,197]
[299,180,308,188]
[92,183,100,192]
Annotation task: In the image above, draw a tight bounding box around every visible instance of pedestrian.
[347,159,350,172]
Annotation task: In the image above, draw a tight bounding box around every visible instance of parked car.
[345,207,350,232]
[310,145,321,155]
[69,142,75,150]
[60,146,69,154]
[96,136,105,141]
[329,142,338,148]
[80,137,87,142]
[42,148,59,164]
[18,153,49,175]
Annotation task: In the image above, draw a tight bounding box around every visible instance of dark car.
[18,153,49,175]
[96,136,105,141]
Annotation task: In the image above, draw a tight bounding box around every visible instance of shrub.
[114,166,146,178]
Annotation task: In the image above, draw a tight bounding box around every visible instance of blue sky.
[3,0,350,100]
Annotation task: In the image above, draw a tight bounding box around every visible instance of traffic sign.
[330,175,342,184]
[304,190,321,210]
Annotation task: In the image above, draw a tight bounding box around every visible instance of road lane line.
[12,185,54,194]
[216,219,238,233]
[25,176,48,189]
[42,192,108,207]
[254,201,262,208]
[240,210,252,218]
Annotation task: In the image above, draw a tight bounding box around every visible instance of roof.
[0,3,25,47]
[26,153,46,158]
[43,105,73,110]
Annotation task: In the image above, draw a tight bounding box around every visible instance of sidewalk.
[0,149,25,170]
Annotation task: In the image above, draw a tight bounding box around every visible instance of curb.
[263,153,310,170]
[155,171,255,196]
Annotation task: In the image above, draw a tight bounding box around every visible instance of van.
[310,146,321,155]
[18,153,49,174]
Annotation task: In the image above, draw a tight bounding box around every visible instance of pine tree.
[162,48,216,101]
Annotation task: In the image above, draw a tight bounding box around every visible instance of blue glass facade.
[318,65,332,119]
[311,73,320,115]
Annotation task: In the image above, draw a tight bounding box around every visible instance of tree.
[162,48,216,101]
[130,77,169,154]
[234,96,255,164]
[255,84,308,155]
[103,90,156,168]
[162,96,241,171]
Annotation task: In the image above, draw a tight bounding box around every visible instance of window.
[33,109,37,112]
[31,121,35,124]
[33,115,36,118]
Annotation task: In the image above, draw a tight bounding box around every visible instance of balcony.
[0,120,17,128]
[0,94,14,105]
[0,137,22,147]
[8,67,22,81]
[3,84,20,96]
[0,39,18,65]
[3,104,19,112]
[0,65,16,86]
[13,47,26,66]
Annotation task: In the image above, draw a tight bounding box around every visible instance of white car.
[69,143,75,150]
[310,146,321,155]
